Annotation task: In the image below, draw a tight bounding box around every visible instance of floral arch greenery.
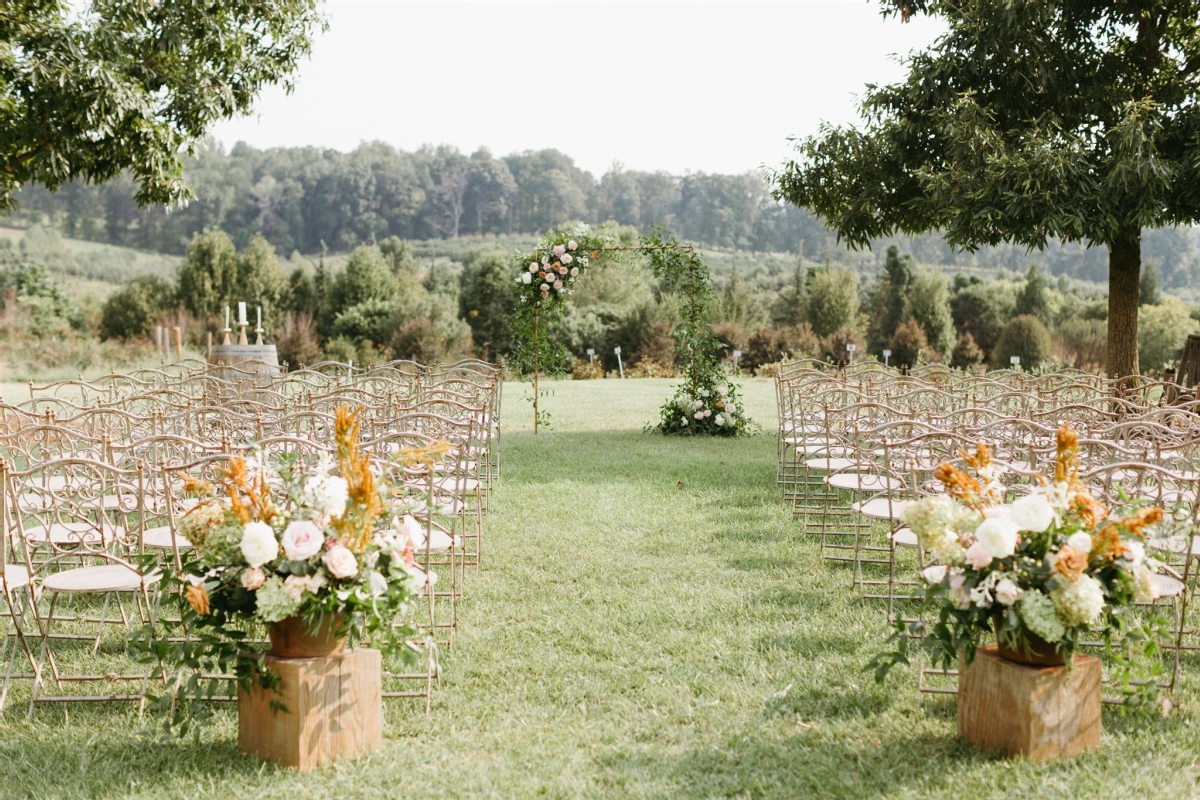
[510,223,751,436]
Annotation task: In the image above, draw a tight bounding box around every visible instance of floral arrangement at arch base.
[134,406,434,735]
[871,426,1172,707]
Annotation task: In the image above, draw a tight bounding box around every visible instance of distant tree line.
[7,141,1200,291]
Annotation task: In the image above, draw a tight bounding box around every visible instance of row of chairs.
[775,359,1200,704]
[0,359,502,716]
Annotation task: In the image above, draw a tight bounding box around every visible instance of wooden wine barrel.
[209,344,281,383]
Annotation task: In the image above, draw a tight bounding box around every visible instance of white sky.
[210,0,944,177]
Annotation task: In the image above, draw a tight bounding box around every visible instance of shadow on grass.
[604,722,976,800]
[0,721,266,799]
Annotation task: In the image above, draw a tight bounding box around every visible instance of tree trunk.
[1106,229,1141,380]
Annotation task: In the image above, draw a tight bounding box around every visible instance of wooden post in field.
[174,326,183,359]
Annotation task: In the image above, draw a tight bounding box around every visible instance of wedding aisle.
[4,378,1199,798]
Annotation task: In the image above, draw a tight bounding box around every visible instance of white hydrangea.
[1051,573,1105,627]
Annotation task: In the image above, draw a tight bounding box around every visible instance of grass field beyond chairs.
[1,377,1199,798]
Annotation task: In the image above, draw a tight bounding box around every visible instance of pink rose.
[570,267,579,276]
[568,240,577,250]
[529,263,538,273]
[964,541,993,569]
[561,253,573,264]
[281,520,324,561]
[554,280,563,289]
[558,265,568,275]
[541,283,550,291]
[324,545,358,578]
[694,411,703,420]
[704,409,712,418]
[553,245,566,256]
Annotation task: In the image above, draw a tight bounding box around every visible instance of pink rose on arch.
[561,253,573,264]
[704,409,713,418]
[529,263,538,273]
[570,267,579,276]
[694,411,704,420]
[541,283,550,291]
[553,245,566,256]
[281,520,324,561]
[568,240,577,250]
[557,266,568,275]
[553,280,563,289]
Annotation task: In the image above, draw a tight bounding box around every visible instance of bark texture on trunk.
[1106,230,1141,380]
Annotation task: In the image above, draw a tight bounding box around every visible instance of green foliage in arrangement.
[0,0,324,210]
[509,223,613,380]
[771,0,1200,378]
[642,228,750,437]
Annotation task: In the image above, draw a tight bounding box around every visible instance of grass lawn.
[2,376,1200,799]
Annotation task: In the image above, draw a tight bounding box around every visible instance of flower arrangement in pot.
[134,406,433,733]
[871,426,1170,692]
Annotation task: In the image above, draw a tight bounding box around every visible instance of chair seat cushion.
[1152,573,1185,599]
[852,497,911,520]
[3,564,30,589]
[141,525,194,551]
[889,527,919,547]
[42,564,162,594]
[826,473,905,492]
[804,457,860,472]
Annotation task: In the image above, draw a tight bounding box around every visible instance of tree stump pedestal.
[957,645,1100,761]
[238,648,383,771]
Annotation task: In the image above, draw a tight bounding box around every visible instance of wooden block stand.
[958,645,1100,761]
[239,648,383,771]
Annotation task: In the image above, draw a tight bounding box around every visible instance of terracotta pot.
[996,630,1066,667]
[267,615,346,658]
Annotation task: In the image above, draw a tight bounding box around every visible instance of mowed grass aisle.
[3,378,1200,799]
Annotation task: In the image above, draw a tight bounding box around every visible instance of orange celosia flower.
[958,443,992,472]
[397,440,452,470]
[1054,425,1079,485]
[1074,491,1108,529]
[1053,546,1088,581]
[333,405,383,553]
[934,463,982,507]
[181,474,214,497]
[1118,506,1164,540]
[1090,524,1122,561]
[185,583,210,616]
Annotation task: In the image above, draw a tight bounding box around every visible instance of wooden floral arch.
[511,225,750,436]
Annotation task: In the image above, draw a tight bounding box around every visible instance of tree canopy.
[772,0,1200,377]
[1,0,324,209]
